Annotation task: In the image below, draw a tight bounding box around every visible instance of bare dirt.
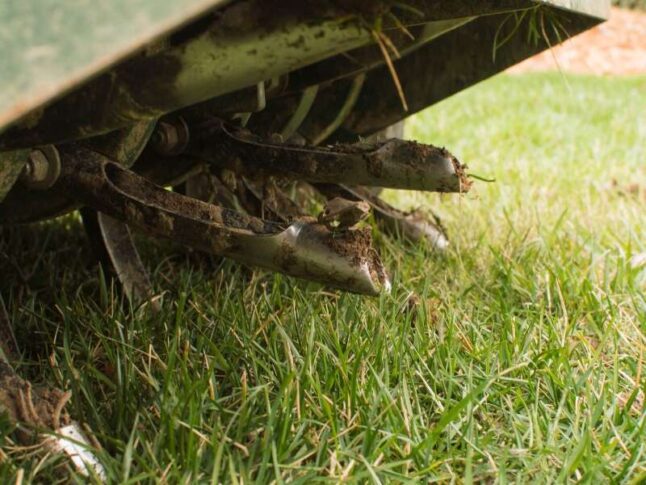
[510,8,646,75]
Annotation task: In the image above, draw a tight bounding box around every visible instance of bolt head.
[152,118,189,156]
[20,146,61,190]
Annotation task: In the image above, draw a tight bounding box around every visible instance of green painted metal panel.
[0,0,228,131]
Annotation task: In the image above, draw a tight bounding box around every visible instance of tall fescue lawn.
[1,73,644,483]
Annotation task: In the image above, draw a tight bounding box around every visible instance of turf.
[1,73,644,483]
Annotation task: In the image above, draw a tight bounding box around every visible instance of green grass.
[1,73,645,483]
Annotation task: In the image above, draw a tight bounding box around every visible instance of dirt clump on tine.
[324,227,373,261]
[0,361,71,442]
[324,227,387,285]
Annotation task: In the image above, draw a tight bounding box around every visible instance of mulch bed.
[509,7,646,75]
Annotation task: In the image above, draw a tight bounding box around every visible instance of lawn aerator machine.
[0,0,609,476]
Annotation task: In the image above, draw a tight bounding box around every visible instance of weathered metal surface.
[1,0,608,150]
[285,18,474,96]
[240,177,306,222]
[188,123,470,192]
[377,208,449,250]
[399,0,607,19]
[183,171,240,209]
[0,0,377,150]
[0,1,232,135]
[54,147,389,295]
[0,0,229,133]
[0,123,154,224]
[183,171,304,227]
[350,187,449,250]
[278,0,609,96]
[248,1,608,143]
[150,118,190,156]
[84,122,156,169]
[174,77,288,128]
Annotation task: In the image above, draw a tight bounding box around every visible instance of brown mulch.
[509,8,646,75]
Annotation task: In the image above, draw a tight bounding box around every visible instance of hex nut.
[151,118,189,156]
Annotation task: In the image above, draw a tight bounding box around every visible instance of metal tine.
[55,146,390,295]
[80,208,160,311]
[187,120,471,192]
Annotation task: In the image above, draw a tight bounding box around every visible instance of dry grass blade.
[372,30,409,112]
